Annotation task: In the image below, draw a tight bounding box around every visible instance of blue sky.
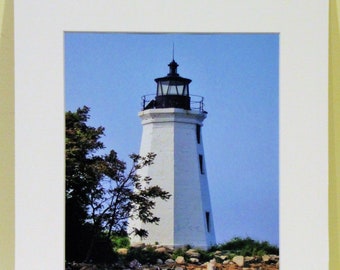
[65,33,279,246]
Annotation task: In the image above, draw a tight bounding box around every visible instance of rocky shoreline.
[66,244,279,270]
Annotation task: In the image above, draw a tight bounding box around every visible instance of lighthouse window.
[199,154,204,174]
[167,84,178,95]
[205,212,210,232]
[176,85,184,95]
[157,83,163,95]
[157,81,189,96]
[196,124,201,144]
[183,85,188,96]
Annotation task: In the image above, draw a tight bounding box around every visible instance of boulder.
[207,258,216,270]
[129,259,141,269]
[244,256,254,262]
[166,246,175,253]
[189,257,200,263]
[270,254,279,261]
[222,260,230,265]
[185,248,200,258]
[165,258,175,265]
[219,255,228,260]
[175,256,186,264]
[155,247,168,253]
[130,242,145,249]
[232,255,244,267]
[116,248,128,255]
[262,255,270,262]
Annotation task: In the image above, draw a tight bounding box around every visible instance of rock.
[262,255,270,262]
[214,250,222,255]
[189,257,200,263]
[206,258,216,270]
[165,258,175,265]
[175,256,185,264]
[244,256,254,262]
[130,242,145,249]
[155,247,168,253]
[186,249,200,258]
[156,258,163,264]
[232,256,244,267]
[222,260,230,265]
[129,259,141,269]
[117,248,128,255]
[166,246,175,253]
[219,255,228,260]
[175,267,184,270]
[270,254,279,261]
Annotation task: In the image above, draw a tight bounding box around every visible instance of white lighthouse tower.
[129,59,216,249]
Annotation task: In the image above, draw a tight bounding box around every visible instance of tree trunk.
[84,225,99,262]
[84,234,95,262]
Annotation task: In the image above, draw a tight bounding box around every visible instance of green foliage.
[171,247,187,260]
[111,235,130,249]
[195,249,214,263]
[106,237,278,267]
[65,106,171,263]
[66,106,106,262]
[209,237,279,256]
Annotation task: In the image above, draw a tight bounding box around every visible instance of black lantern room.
[154,60,192,110]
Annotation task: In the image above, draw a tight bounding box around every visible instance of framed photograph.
[64,32,280,251]
[11,1,329,269]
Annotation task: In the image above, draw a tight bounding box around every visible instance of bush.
[171,247,187,260]
[66,222,118,263]
[111,235,130,249]
[209,237,279,256]
[196,249,214,262]
[90,237,118,263]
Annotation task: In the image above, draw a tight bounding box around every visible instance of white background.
[14,1,329,269]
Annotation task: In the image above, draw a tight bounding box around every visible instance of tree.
[66,106,105,261]
[65,106,171,262]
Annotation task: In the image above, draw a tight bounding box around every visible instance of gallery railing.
[141,94,206,113]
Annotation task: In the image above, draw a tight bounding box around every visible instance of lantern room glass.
[157,81,189,96]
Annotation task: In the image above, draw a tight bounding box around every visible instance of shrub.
[196,249,214,263]
[111,235,130,249]
[209,237,279,256]
[171,247,187,260]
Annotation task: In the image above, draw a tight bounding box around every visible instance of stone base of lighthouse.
[128,108,216,249]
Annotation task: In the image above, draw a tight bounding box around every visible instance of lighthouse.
[129,59,216,249]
